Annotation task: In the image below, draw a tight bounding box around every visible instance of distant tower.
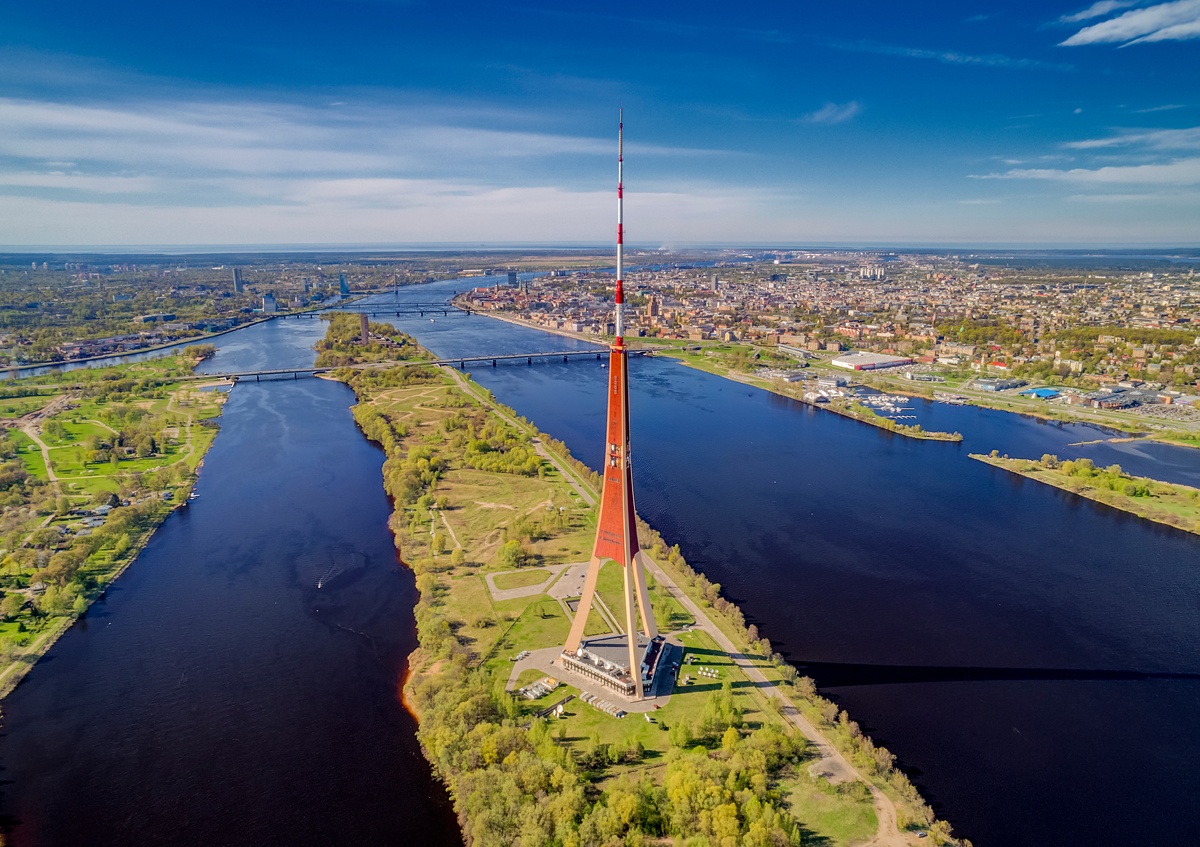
[232,267,244,293]
[339,273,350,295]
[561,112,659,701]
[508,270,518,287]
[359,313,370,344]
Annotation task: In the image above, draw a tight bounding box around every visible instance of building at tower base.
[561,633,666,698]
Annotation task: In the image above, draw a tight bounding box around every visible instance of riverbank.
[0,353,227,700]
[3,317,275,376]
[328,329,963,844]
[854,369,1200,452]
[971,452,1200,536]
[657,349,963,443]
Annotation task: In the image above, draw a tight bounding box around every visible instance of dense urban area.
[461,249,1200,422]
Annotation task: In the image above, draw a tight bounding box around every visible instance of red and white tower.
[562,112,658,700]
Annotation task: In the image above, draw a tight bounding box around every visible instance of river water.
[0,319,460,846]
[2,277,1199,846]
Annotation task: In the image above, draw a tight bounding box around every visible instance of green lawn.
[785,777,878,847]
[489,597,572,658]
[0,396,56,420]
[492,568,556,591]
[10,430,48,481]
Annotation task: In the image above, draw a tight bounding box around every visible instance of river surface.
[3,276,1200,846]
[0,318,460,846]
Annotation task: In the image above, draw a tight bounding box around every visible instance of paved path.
[444,366,597,508]
[484,564,569,601]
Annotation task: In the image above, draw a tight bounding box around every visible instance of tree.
[667,722,692,748]
[449,548,465,567]
[496,539,525,569]
[1,592,24,620]
[432,532,447,556]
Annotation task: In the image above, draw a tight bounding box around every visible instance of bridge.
[199,348,660,381]
[280,304,472,319]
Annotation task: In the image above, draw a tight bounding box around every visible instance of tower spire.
[616,108,624,342]
[561,112,659,701]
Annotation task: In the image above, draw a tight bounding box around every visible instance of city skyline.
[2,0,1199,246]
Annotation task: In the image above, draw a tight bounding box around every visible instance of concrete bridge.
[200,348,664,381]
[278,304,472,319]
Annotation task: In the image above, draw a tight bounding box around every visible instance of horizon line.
[2,241,1199,258]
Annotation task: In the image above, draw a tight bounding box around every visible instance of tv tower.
[561,111,659,700]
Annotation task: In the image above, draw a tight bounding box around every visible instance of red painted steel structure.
[562,112,658,699]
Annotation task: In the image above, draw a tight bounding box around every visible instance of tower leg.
[632,551,659,640]
[623,559,644,700]
[563,555,604,654]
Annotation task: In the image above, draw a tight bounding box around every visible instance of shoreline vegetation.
[971,451,1200,535]
[3,317,275,376]
[323,314,964,846]
[0,346,226,700]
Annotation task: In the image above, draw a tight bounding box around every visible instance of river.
[0,318,460,846]
[2,277,1199,846]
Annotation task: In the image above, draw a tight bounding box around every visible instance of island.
[971,451,1200,536]
[319,314,965,846]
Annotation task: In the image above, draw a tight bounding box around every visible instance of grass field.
[491,567,557,591]
[0,397,55,419]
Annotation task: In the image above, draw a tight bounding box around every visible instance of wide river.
[3,276,1199,846]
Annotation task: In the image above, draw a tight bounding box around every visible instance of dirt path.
[436,510,463,549]
[444,367,598,508]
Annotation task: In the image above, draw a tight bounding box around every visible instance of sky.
[1,0,1198,248]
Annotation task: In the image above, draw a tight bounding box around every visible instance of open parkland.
[0,349,226,697]
[323,315,955,846]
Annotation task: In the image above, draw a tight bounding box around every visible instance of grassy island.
[971,451,1200,535]
[326,321,965,846]
[0,347,227,698]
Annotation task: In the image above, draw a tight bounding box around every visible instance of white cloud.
[1061,0,1200,45]
[1063,126,1200,150]
[830,40,1073,71]
[0,184,804,246]
[1060,1,1140,24]
[0,97,722,184]
[979,157,1200,184]
[0,172,160,194]
[804,102,862,125]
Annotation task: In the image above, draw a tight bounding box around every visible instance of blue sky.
[1,0,1198,247]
